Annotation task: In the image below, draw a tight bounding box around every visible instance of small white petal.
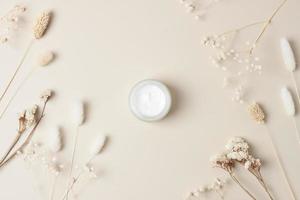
[48,127,63,152]
[280,38,296,72]
[90,135,107,156]
[72,100,85,126]
[280,87,296,116]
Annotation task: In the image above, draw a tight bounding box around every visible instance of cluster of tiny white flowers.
[0,5,26,44]
[178,0,223,21]
[201,34,263,104]
[17,142,65,176]
[185,178,227,199]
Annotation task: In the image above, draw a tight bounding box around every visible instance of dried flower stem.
[229,172,256,200]
[0,67,37,120]
[217,20,267,38]
[61,171,84,200]
[249,0,288,55]
[0,67,36,120]
[66,127,80,199]
[248,169,273,200]
[0,98,49,168]
[0,130,22,165]
[264,126,296,200]
[0,39,34,105]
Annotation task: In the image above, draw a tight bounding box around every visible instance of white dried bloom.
[38,51,55,66]
[72,100,85,126]
[280,87,296,116]
[90,135,107,156]
[48,127,63,152]
[280,38,296,72]
[33,11,51,39]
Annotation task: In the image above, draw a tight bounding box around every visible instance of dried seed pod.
[38,51,54,66]
[33,11,51,39]
[248,102,265,124]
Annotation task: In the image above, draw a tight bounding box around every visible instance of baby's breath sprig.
[201,0,288,104]
[185,178,228,200]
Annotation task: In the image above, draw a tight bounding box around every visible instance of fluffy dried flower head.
[40,89,52,102]
[210,153,234,172]
[33,11,51,39]
[226,137,249,153]
[248,102,266,124]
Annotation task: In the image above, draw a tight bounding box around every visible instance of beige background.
[0,0,299,199]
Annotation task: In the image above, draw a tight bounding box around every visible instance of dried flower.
[48,127,63,153]
[280,87,296,116]
[90,135,107,156]
[72,100,85,126]
[40,89,52,102]
[248,102,265,124]
[33,11,51,39]
[38,51,55,66]
[210,152,234,172]
[280,38,296,72]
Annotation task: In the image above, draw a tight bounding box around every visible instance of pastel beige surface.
[0,0,299,199]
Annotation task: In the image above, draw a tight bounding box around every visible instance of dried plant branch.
[0,91,52,168]
[0,67,36,120]
[229,172,256,200]
[61,172,84,200]
[0,39,33,104]
[249,0,288,55]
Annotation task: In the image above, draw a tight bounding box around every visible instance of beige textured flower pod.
[33,11,51,39]
[38,51,55,66]
[248,102,266,124]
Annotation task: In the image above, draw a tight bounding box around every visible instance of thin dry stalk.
[248,169,273,200]
[229,172,256,200]
[66,127,80,200]
[0,67,36,120]
[61,172,84,200]
[0,40,33,105]
[249,0,288,55]
[264,126,297,200]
